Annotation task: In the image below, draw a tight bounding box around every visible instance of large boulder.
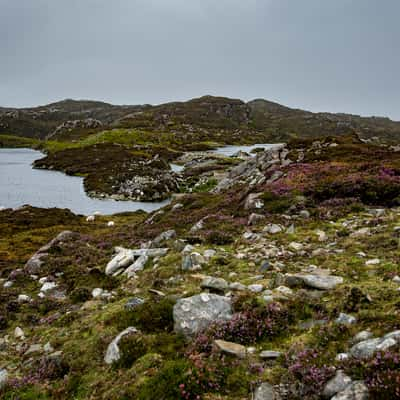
[25,231,77,273]
[350,330,400,359]
[173,293,232,337]
[323,370,352,398]
[331,381,369,400]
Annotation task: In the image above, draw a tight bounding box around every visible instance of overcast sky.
[1,0,399,119]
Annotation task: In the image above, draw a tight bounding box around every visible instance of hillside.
[1,136,400,399]
[1,95,400,143]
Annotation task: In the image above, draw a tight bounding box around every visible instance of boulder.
[200,276,228,293]
[331,381,369,400]
[214,339,246,358]
[350,331,400,358]
[254,382,278,400]
[173,293,232,337]
[323,370,352,398]
[104,327,138,364]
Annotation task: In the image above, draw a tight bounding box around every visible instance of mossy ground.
[1,138,400,399]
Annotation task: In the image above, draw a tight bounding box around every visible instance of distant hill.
[1,95,399,143]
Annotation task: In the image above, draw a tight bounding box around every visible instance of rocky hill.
[1,136,400,399]
[1,95,400,143]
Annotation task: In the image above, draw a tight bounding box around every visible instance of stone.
[248,213,265,225]
[17,294,31,303]
[107,221,115,227]
[182,252,205,271]
[323,370,353,398]
[40,282,58,292]
[336,313,357,325]
[244,193,264,210]
[173,293,232,337]
[365,258,380,266]
[260,260,270,272]
[289,242,303,251]
[315,229,328,242]
[350,338,385,359]
[14,326,25,339]
[105,248,135,275]
[336,353,349,362]
[150,230,176,247]
[285,274,343,290]
[286,224,295,234]
[125,297,145,310]
[91,288,103,298]
[299,210,310,218]
[25,343,43,355]
[352,330,373,344]
[331,381,369,400]
[104,327,139,364]
[44,342,54,353]
[214,339,246,358]
[248,284,264,293]
[229,282,247,291]
[124,254,149,277]
[0,369,8,390]
[203,249,216,259]
[263,224,283,234]
[201,276,228,292]
[275,286,293,297]
[259,350,282,359]
[254,382,277,400]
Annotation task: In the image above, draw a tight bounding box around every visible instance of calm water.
[0,144,278,215]
[0,148,170,215]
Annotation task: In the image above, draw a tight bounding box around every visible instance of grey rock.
[173,293,232,337]
[260,260,270,272]
[323,370,352,398]
[25,343,43,355]
[244,193,264,210]
[286,274,343,290]
[260,350,282,359]
[352,330,373,344]
[263,224,283,234]
[249,213,265,226]
[0,369,8,390]
[214,339,246,358]
[248,284,264,293]
[150,229,176,247]
[125,297,145,310]
[254,382,278,400]
[229,282,247,291]
[299,210,310,218]
[182,252,205,271]
[331,381,369,400]
[336,313,357,325]
[201,276,228,292]
[104,327,138,364]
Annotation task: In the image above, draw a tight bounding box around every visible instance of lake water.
[0,148,170,215]
[0,144,279,215]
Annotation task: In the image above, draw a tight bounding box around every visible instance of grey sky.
[0,0,399,119]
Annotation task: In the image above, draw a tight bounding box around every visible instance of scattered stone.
[14,326,25,339]
[331,381,369,400]
[286,224,295,234]
[104,327,139,364]
[125,297,145,310]
[299,210,310,218]
[3,281,13,288]
[352,330,373,344]
[275,286,293,297]
[40,282,58,292]
[201,276,228,293]
[150,230,176,247]
[25,343,43,355]
[248,284,264,293]
[254,382,278,400]
[392,275,400,284]
[315,229,328,242]
[229,282,247,291]
[0,369,8,390]
[248,213,265,225]
[107,221,115,227]
[204,249,217,259]
[214,339,246,358]
[336,353,350,362]
[365,258,380,266]
[350,228,370,238]
[263,224,283,234]
[336,313,357,325]
[285,273,343,290]
[350,330,400,358]
[173,293,232,337]
[244,193,264,210]
[17,294,31,303]
[44,342,54,353]
[323,370,352,398]
[92,288,104,298]
[259,350,282,359]
[289,242,303,251]
[260,260,270,272]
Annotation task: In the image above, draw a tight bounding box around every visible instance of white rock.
[365,258,380,265]
[289,242,303,251]
[17,294,31,303]
[248,284,264,293]
[14,326,25,339]
[0,369,8,390]
[3,281,13,288]
[40,282,57,292]
[107,221,115,227]
[86,215,95,222]
[104,327,138,364]
[92,288,104,298]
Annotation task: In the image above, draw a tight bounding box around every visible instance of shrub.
[70,287,91,303]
